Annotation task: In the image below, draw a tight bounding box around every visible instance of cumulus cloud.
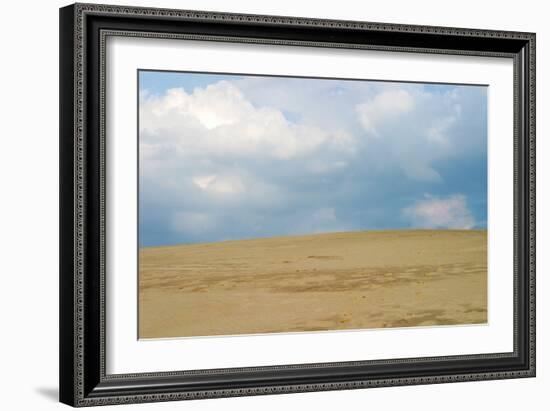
[402,194,476,229]
[140,80,354,160]
[351,85,486,182]
[355,89,415,136]
[138,73,487,246]
[192,174,245,195]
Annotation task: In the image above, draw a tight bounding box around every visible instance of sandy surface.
[139,230,487,338]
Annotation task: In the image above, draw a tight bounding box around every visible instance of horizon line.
[139,227,488,249]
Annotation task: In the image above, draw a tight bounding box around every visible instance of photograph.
[138,71,488,339]
[57,2,536,407]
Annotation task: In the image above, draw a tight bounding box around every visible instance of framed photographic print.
[59,2,536,407]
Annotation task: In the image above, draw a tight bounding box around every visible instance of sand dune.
[139,229,487,338]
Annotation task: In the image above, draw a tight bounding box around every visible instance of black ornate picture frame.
[59,3,535,407]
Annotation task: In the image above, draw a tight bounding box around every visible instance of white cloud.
[355,89,414,136]
[402,194,476,229]
[351,86,485,182]
[426,115,457,145]
[401,163,443,183]
[138,77,486,245]
[192,174,245,195]
[192,175,216,190]
[140,80,355,160]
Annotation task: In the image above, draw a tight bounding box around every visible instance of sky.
[138,70,487,247]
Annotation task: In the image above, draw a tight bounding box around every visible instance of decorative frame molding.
[60,3,535,407]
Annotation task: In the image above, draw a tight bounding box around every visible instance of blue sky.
[139,70,487,247]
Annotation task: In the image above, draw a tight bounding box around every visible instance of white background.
[0,0,546,410]
[108,37,514,373]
